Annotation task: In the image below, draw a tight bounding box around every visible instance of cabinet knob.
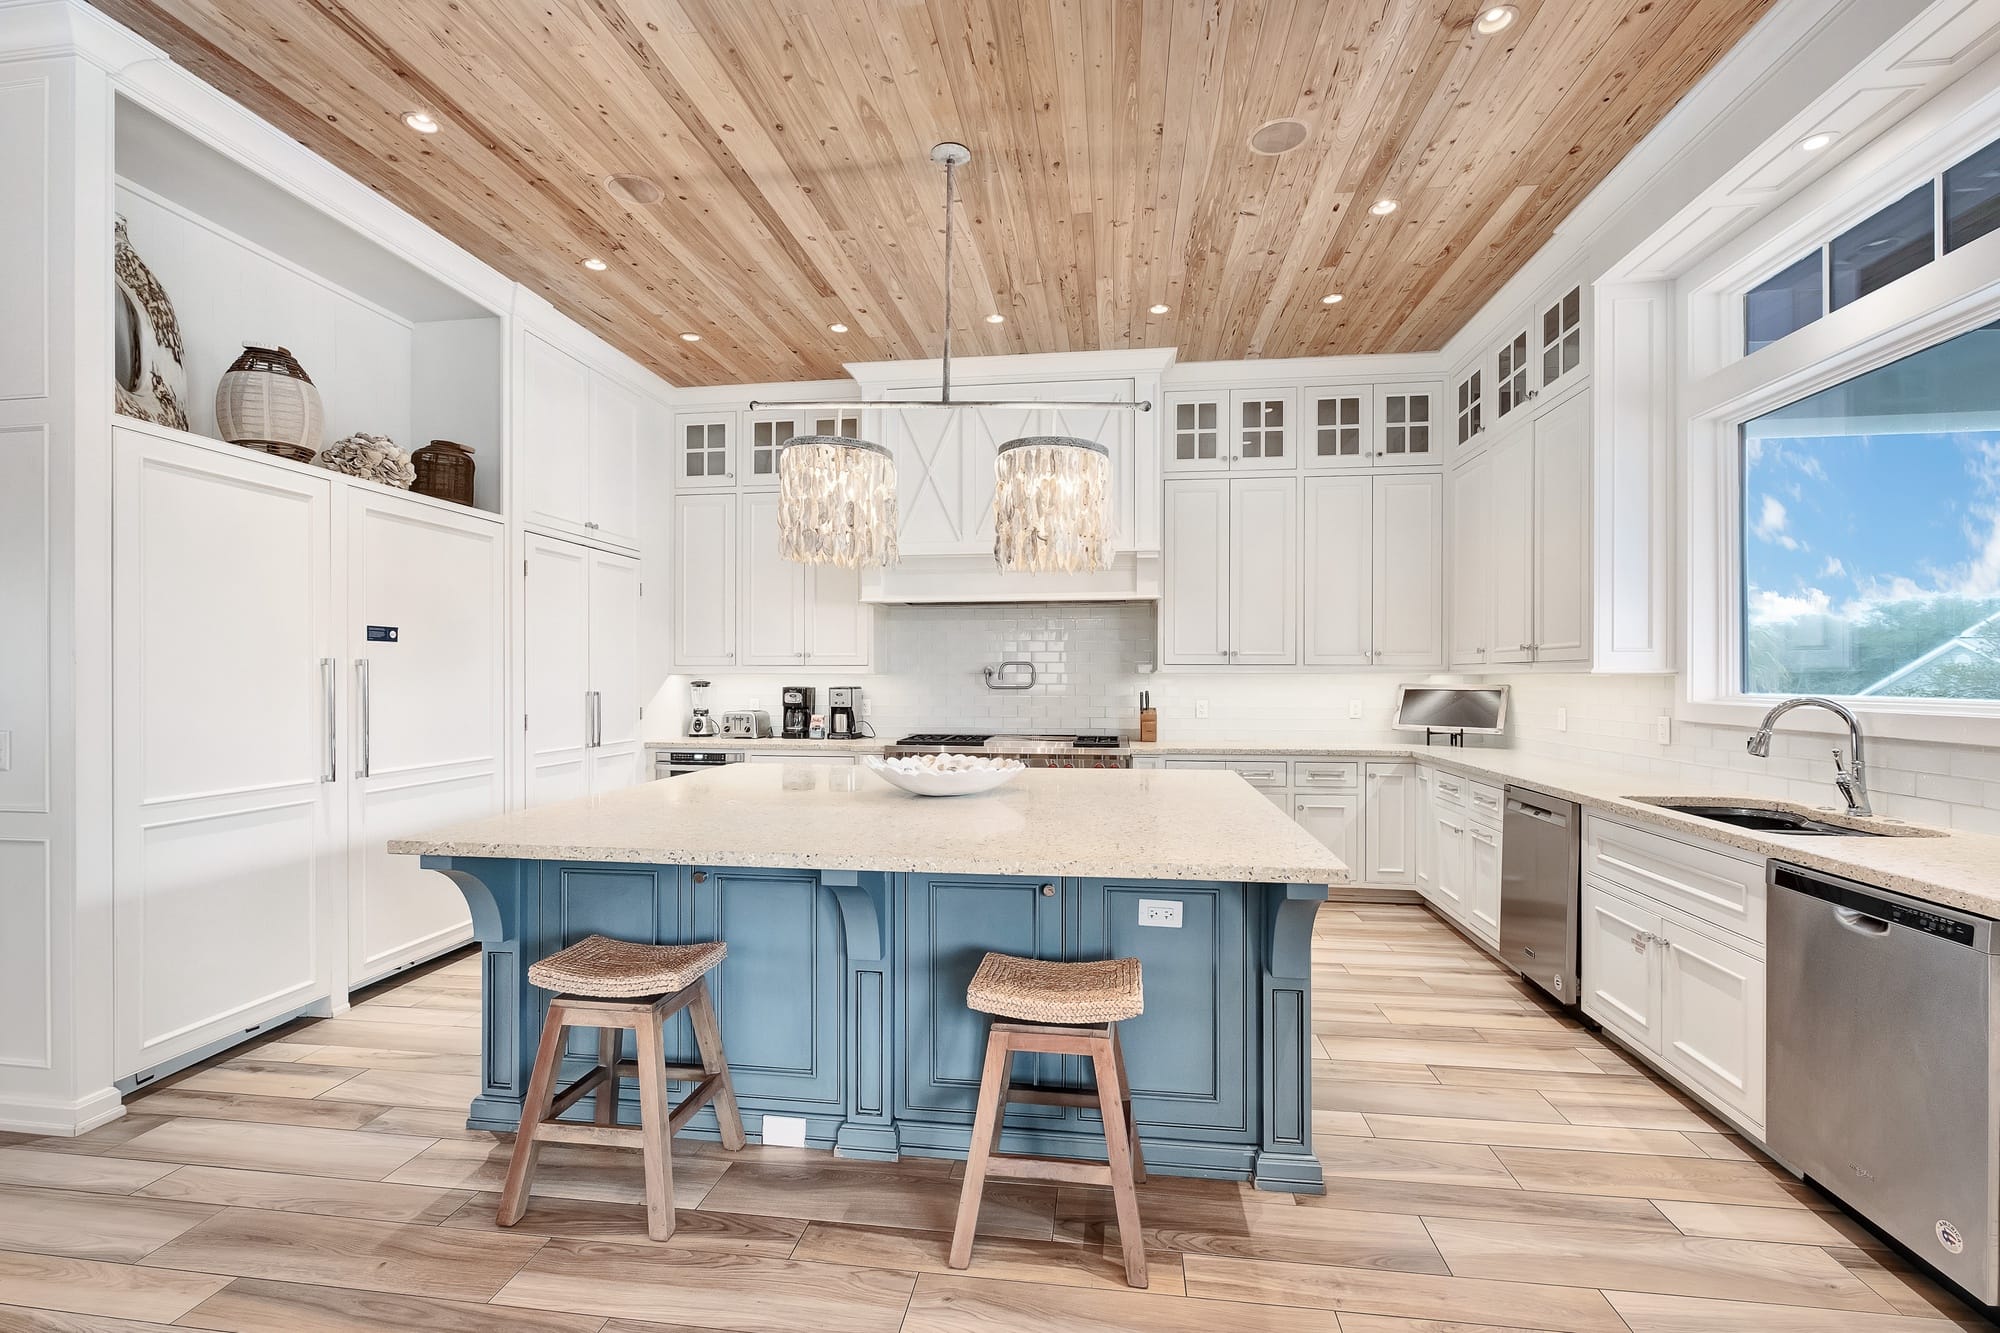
[693,871,708,884]
[1040,883,1056,897]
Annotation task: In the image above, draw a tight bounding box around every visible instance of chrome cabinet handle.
[354,659,371,779]
[1040,883,1056,897]
[320,658,337,783]
[587,690,602,747]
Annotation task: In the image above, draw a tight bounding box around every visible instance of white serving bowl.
[864,753,1026,797]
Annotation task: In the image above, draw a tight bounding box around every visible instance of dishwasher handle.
[1505,796,1569,827]
[1835,906,1891,937]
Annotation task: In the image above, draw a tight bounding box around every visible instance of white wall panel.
[0,426,48,812]
[0,839,50,1069]
[0,77,48,401]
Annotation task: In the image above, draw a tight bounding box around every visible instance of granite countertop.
[392,765,1350,886]
[649,736,890,753]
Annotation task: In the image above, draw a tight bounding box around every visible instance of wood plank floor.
[0,904,1987,1331]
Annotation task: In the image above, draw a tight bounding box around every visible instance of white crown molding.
[0,0,160,72]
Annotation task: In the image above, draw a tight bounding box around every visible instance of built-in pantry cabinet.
[1303,474,1443,668]
[519,331,649,552]
[1162,476,1299,666]
[523,534,645,808]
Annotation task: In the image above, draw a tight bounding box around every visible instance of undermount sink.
[1630,799,1937,838]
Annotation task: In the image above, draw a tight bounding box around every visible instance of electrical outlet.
[1195,699,1209,719]
[1556,706,1568,732]
[1348,699,1362,720]
[760,1113,808,1148]
[1656,715,1673,745]
[1138,898,1183,928]
[0,730,10,772]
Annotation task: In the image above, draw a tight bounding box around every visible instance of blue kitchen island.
[390,763,1345,1192]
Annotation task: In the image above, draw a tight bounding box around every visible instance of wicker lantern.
[412,440,477,506]
[216,345,324,462]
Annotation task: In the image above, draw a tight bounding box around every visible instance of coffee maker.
[829,686,861,738]
[781,685,815,740]
[686,679,721,738]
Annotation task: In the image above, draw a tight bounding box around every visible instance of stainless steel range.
[886,733,1132,769]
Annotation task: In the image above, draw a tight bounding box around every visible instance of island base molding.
[427,856,1328,1193]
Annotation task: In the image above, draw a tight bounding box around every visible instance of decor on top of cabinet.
[216,345,324,462]
[775,435,899,567]
[993,435,1111,573]
[411,439,476,505]
[113,216,190,432]
[318,432,415,489]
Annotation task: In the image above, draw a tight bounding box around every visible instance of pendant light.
[993,436,1111,574]
[775,433,899,569]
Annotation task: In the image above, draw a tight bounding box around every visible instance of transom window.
[1740,319,2000,700]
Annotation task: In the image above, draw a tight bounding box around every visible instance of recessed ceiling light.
[1474,5,1518,35]
[680,332,701,342]
[581,257,608,272]
[1149,303,1170,314]
[829,322,849,333]
[1797,131,1838,153]
[603,173,666,205]
[1369,198,1399,216]
[1322,293,1344,305]
[986,313,1006,324]
[402,111,440,134]
[1248,118,1310,156]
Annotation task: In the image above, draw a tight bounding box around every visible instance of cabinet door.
[1486,426,1536,663]
[1303,475,1371,667]
[1363,763,1416,886]
[587,375,642,548]
[1450,452,1492,666]
[1454,369,1485,450]
[1163,392,1226,472]
[677,413,736,490]
[524,534,592,807]
[1228,476,1299,665]
[1295,793,1362,877]
[744,411,806,490]
[1580,881,1662,1054]
[673,493,736,668]
[1430,807,1467,921]
[806,563,872,668]
[1537,283,1587,397]
[1494,326,1533,423]
[1531,392,1591,663]
[587,549,643,795]
[1466,821,1502,945]
[521,333,591,537]
[1412,768,1436,899]
[1229,389,1297,470]
[1162,478,1230,665]
[738,491,805,667]
[1660,918,1765,1127]
[345,492,500,984]
[112,431,339,1077]
[1303,386,1371,470]
[1375,386,1439,467]
[1372,472,1443,668]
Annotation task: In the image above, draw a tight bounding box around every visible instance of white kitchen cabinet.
[1165,389,1296,472]
[1362,762,1417,885]
[1494,325,1534,424]
[1372,472,1443,667]
[744,410,807,489]
[1303,386,1370,469]
[736,491,873,669]
[677,413,736,491]
[1465,820,1502,946]
[344,490,503,985]
[1227,475,1299,665]
[1530,392,1592,663]
[1450,449,1492,667]
[1164,392,1226,471]
[1431,803,1468,922]
[1302,475,1371,666]
[1581,879,1664,1054]
[586,374,643,550]
[1537,283,1587,398]
[804,559,872,667]
[1162,479,1230,664]
[1659,916,1766,1128]
[1486,422,1536,664]
[1454,367,1484,450]
[1294,792,1361,875]
[1374,385,1439,466]
[1412,767,1436,900]
[520,333,590,537]
[673,492,737,668]
[525,535,642,806]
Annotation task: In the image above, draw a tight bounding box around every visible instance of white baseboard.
[0,1086,126,1137]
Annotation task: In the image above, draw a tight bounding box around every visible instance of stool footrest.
[535,1120,642,1149]
[1003,1083,1100,1109]
[984,1152,1114,1186]
[667,1073,724,1134]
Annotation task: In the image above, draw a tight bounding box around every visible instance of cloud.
[1752,494,1802,550]
[1750,586,1832,621]
[1819,556,1845,578]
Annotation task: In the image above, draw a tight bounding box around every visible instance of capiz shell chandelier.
[993,436,1111,574]
[776,435,899,568]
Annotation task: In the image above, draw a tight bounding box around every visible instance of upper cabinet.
[1478,393,1590,666]
[1539,283,1586,397]
[1489,281,1590,430]
[678,414,736,490]
[1455,369,1485,451]
[1161,476,1297,666]
[519,330,655,550]
[1165,389,1295,472]
[1375,386,1439,467]
[674,489,874,672]
[1177,383,1439,473]
[1302,474,1443,669]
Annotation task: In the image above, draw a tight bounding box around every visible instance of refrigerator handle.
[354,658,371,779]
[320,657,337,782]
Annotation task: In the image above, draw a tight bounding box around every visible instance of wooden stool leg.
[594,1027,620,1126]
[498,1001,569,1227]
[1110,1026,1146,1184]
[1091,1037,1148,1289]
[948,1025,1014,1270]
[688,978,745,1151]
[633,1013,678,1241]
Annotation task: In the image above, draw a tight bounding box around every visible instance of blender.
[686,679,721,737]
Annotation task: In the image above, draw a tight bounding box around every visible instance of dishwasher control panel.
[1772,863,1982,947]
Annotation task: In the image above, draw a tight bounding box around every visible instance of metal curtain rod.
[747,141,1151,416]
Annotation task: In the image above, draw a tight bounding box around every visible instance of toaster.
[721,709,773,739]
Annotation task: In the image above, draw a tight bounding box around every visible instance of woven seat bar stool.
[949,951,1149,1288]
[498,934,744,1241]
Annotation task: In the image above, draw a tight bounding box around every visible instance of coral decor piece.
[318,432,416,489]
[112,215,190,432]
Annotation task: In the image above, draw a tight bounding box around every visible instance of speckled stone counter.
[394,766,1340,1191]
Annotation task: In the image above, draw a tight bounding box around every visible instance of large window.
[1742,320,2000,699]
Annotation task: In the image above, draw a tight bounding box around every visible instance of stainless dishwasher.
[1499,786,1580,1006]
[1769,861,2000,1304]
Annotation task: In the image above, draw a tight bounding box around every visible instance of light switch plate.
[1656,715,1673,745]
[1138,898,1183,928]
[760,1113,808,1148]
[1348,700,1362,719]
[1556,706,1568,732]
[1194,700,1209,719]
[0,730,10,772]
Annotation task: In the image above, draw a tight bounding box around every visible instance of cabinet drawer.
[1225,758,1290,788]
[1164,759,1225,770]
[1294,760,1359,790]
[1432,770,1467,808]
[1468,781,1504,826]
[1584,814,1764,945]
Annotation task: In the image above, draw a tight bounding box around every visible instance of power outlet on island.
[1138,898,1183,929]
[760,1113,808,1148]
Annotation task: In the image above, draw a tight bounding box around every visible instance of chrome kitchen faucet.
[1745,696,1871,816]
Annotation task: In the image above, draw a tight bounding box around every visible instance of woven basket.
[216,345,323,462]
[412,439,476,506]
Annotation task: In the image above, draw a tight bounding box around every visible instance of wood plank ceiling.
[92,0,1778,387]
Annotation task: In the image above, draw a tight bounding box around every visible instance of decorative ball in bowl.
[864,753,1026,797]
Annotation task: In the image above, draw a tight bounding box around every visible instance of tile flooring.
[0,903,1987,1331]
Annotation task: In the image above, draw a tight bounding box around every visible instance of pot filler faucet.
[1745,696,1871,817]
